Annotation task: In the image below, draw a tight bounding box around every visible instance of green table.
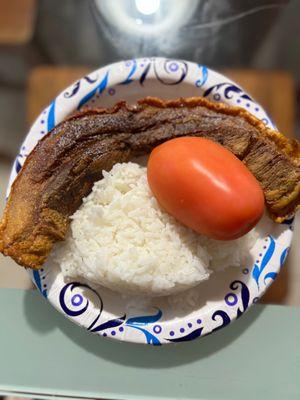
[0,289,299,400]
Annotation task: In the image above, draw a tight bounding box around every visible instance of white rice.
[54,162,258,296]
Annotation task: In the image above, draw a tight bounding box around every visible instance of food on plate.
[52,162,258,296]
[148,137,265,240]
[0,97,299,269]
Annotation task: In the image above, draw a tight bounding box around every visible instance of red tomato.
[147,137,264,240]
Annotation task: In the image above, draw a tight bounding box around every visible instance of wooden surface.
[0,0,37,45]
[27,66,295,304]
[224,69,295,138]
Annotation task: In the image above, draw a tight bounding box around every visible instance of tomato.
[147,137,264,240]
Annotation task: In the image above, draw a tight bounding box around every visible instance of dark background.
[0,0,299,158]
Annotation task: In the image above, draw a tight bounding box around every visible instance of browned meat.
[0,97,299,269]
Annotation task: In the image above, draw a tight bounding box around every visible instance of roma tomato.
[147,137,264,240]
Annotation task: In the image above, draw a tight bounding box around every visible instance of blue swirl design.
[128,326,161,345]
[280,247,289,268]
[126,309,162,345]
[64,80,80,98]
[15,157,22,174]
[59,282,127,334]
[89,315,126,333]
[153,59,188,85]
[84,75,98,84]
[203,82,253,102]
[229,280,250,318]
[166,327,203,343]
[211,310,231,332]
[85,289,103,331]
[59,282,103,319]
[60,283,90,316]
[59,283,162,343]
[252,235,276,288]
[78,71,109,109]
[32,270,47,298]
[264,272,278,284]
[120,58,152,86]
[14,146,29,175]
[120,58,188,87]
[211,279,250,331]
[47,100,55,132]
[126,308,162,325]
[195,64,208,87]
[121,59,138,85]
[140,61,152,85]
[64,74,98,98]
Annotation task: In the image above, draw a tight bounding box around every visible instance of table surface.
[0,289,300,400]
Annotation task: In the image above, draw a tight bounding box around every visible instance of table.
[0,289,299,399]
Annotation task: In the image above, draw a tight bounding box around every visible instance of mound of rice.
[53,162,257,296]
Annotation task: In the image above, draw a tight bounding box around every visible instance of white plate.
[7,58,294,345]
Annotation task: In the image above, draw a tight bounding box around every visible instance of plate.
[7,58,294,345]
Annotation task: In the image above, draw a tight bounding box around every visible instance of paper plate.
[7,58,293,345]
